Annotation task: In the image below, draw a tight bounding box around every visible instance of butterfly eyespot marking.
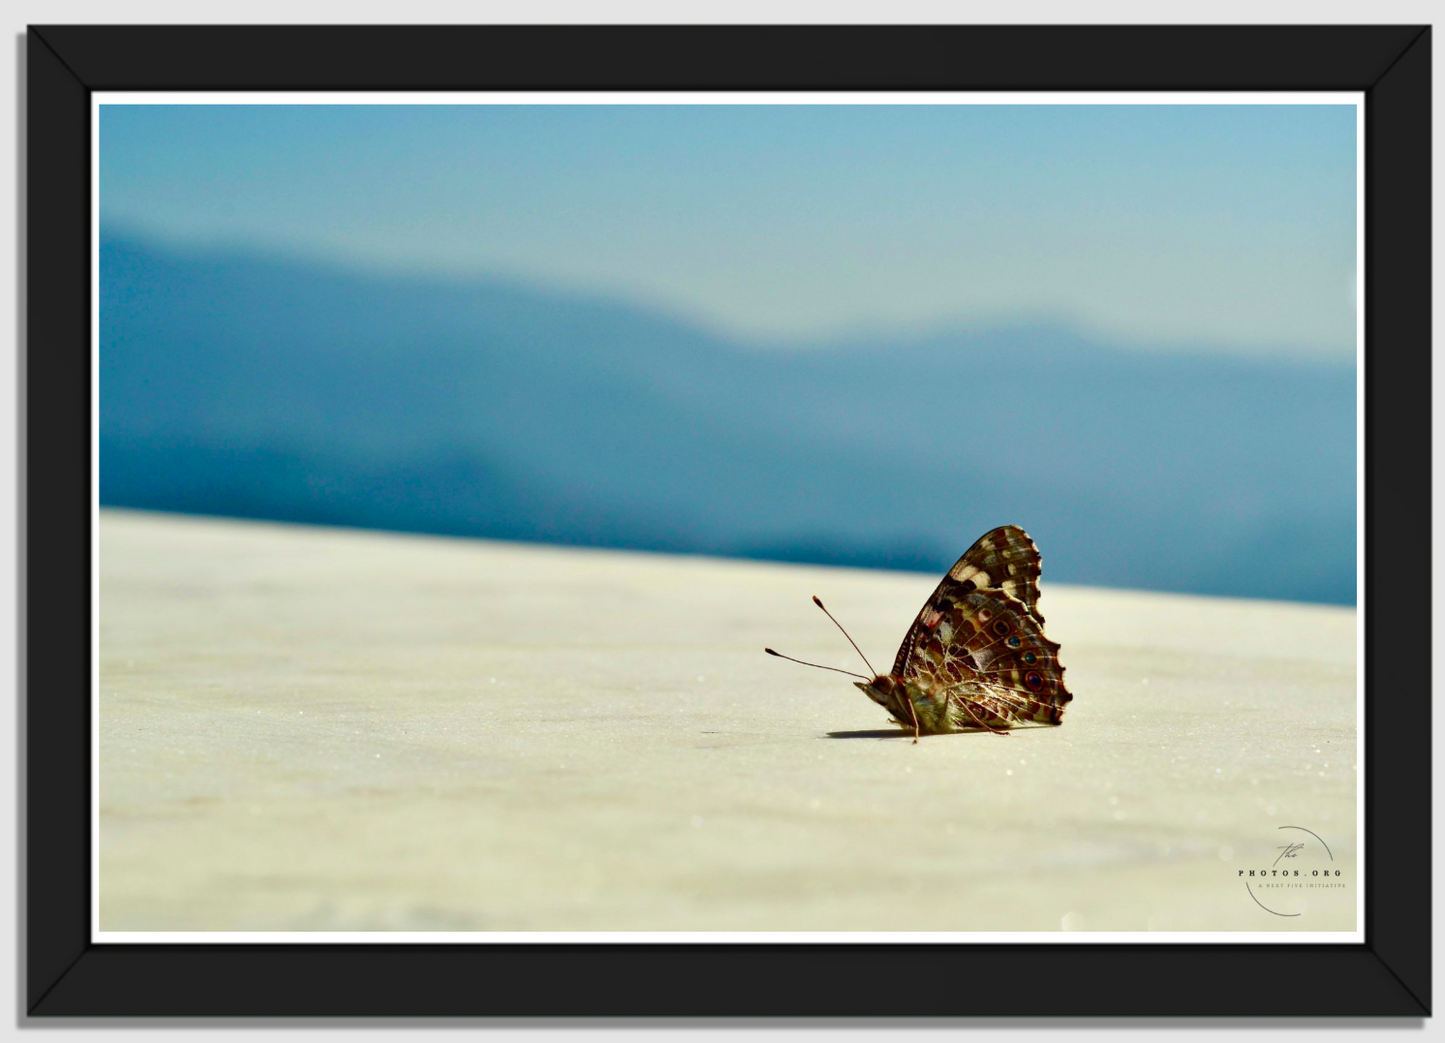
[991,619,1010,637]
[1023,651,1037,663]
[1024,671,1044,691]
[1007,636,1022,648]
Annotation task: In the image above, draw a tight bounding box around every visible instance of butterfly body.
[854,675,954,734]
[766,525,1072,738]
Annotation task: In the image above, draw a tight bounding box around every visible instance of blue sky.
[100,101,1358,360]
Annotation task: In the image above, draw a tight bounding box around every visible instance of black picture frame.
[26,24,1430,1019]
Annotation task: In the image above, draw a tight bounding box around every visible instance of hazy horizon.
[98,230,1357,604]
[99,101,1359,604]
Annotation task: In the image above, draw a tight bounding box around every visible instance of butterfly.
[766,525,1071,742]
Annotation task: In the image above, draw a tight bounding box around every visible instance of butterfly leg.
[905,698,920,743]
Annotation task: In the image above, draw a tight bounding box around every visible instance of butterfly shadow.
[823,725,1056,740]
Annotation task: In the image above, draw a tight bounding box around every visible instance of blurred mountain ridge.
[100,233,1357,604]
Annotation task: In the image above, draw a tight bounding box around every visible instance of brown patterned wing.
[901,587,1071,726]
[890,524,1046,678]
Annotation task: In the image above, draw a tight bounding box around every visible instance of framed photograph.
[26,23,1429,1017]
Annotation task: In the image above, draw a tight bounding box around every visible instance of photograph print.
[95,94,1361,938]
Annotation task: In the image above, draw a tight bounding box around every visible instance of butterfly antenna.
[764,648,869,682]
[811,596,877,676]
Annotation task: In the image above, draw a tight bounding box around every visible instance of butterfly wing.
[954,589,1071,725]
[890,524,1045,678]
[902,586,1071,726]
